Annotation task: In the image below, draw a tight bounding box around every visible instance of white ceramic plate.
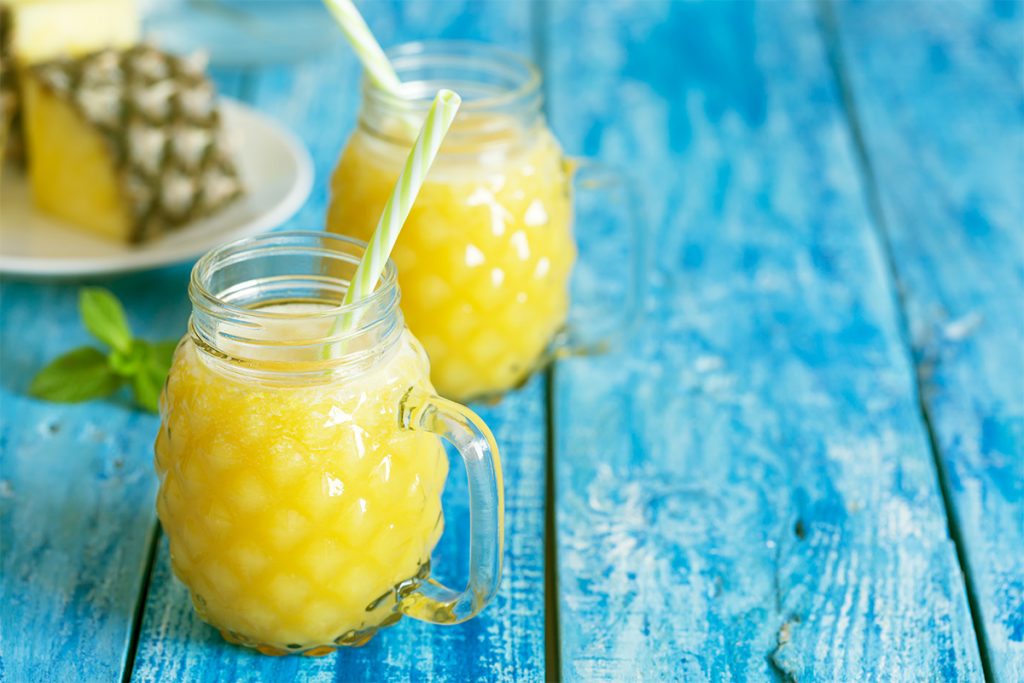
[0,99,313,278]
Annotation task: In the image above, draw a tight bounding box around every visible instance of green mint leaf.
[131,362,166,413]
[29,346,123,403]
[126,340,178,413]
[150,339,181,374]
[108,340,149,378]
[80,288,133,353]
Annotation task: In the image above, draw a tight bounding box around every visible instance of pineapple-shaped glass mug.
[155,232,504,655]
[328,41,640,402]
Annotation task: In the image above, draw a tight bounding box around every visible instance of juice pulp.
[154,308,448,654]
[328,120,576,400]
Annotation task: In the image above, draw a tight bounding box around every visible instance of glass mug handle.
[556,156,646,356]
[397,389,505,624]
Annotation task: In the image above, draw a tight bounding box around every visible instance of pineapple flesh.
[23,46,243,243]
[22,75,125,239]
[2,0,138,63]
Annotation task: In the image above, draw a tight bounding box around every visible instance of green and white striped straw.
[323,0,403,94]
[329,89,462,341]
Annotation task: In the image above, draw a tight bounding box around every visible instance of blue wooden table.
[1,1,1021,681]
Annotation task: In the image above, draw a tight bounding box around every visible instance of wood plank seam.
[121,524,162,683]
[826,4,1023,678]
[546,1,984,678]
[118,66,252,682]
[530,0,563,680]
[545,370,562,683]
[817,1,995,679]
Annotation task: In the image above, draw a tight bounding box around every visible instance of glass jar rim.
[189,230,399,323]
[188,230,404,382]
[363,40,542,114]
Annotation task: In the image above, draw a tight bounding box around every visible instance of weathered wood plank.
[0,68,245,682]
[0,271,191,682]
[129,3,547,681]
[546,1,983,680]
[831,1,1024,679]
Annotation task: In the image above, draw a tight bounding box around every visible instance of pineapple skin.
[1,4,18,160]
[22,76,131,240]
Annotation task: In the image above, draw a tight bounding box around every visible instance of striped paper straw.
[329,89,462,341]
[323,0,403,94]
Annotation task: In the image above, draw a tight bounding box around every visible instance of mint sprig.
[29,288,180,413]
[80,285,133,354]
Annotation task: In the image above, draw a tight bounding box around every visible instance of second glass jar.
[328,41,575,402]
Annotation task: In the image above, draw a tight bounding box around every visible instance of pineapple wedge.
[0,0,138,160]
[23,46,243,243]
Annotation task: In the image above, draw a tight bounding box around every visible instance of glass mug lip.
[188,230,403,377]
[363,40,543,114]
[190,230,399,322]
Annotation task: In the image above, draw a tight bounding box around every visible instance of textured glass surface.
[155,329,448,653]
[329,126,576,401]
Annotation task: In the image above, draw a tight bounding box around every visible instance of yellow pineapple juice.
[155,233,504,655]
[328,43,576,401]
